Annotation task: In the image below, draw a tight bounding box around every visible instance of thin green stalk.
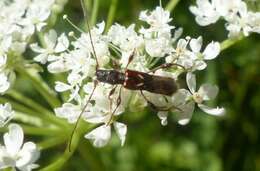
[90,0,100,27]
[7,90,52,114]
[220,36,243,51]
[39,122,96,171]
[15,66,61,108]
[0,97,66,128]
[39,149,74,171]
[20,124,61,136]
[38,136,67,150]
[166,0,181,11]
[78,141,105,171]
[105,0,118,33]
[6,90,67,127]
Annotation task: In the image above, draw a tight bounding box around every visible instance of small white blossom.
[190,0,260,37]
[30,30,69,64]
[139,6,174,36]
[20,0,54,32]
[0,124,40,171]
[85,122,127,147]
[189,0,220,26]
[0,73,10,93]
[189,36,220,70]
[174,72,225,125]
[55,103,83,124]
[225,2,252,37]
[0,103,14,127]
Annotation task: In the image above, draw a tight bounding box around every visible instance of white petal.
[198,104,225,116]
[171,89,194,125]
[44,29,57,49]
[0,73,10,93]
[203,41,220,60]
[0,103,14,127]
[172,27,183,42]
[47,60,68,73]
[16,142,40,169]
[198,84,218,100]
[190,36,202,53]
[177,38,188,50]
[54,82,71,92]
[186,72,196,93]
[114,122,127,146]
[30,43,45,53]
[36,22,47,31]
[157,111,168,126]
[4,124,24,156]
[96,21,105,34]
[194,60,207,70]
[33,53,48,64]
[54,103,81,123]
[177,101,195,125]
[84,125,111,147]
[54,33,69,53]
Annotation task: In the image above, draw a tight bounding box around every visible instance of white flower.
[189,36,220,70]
[190,0,260,37]
[54,103,84,124]
[30,30,69,64]
[174,72,224,125]
[72,22,110,67]
[107,24,144,67]
[0,103,14,127]
[139,6,174,35]
[0,73,10,93]
[20,0,54,32]
[145,36,173,57]
[108,24,143,53]
[84,122,127,147]
[189,0,220,26]
[0,124,40,171]
[225,2,252,37]
[248,12,260,34]
[55,72,83,101]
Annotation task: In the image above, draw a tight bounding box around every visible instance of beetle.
[68,0,182,151]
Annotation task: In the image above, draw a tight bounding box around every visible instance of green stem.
[38,135,67,150]
[7,90,52,114]
[220,36,243,51]
[78,141,105,171]
[6,90,67,127]
[39,122,95,171]
[0,97,66,128]
[15,66,61,108]
[166,0,181,11]
[39,149,73,171]
[105,0,118,33]
[90,0,100,27]
[20,124,61,136]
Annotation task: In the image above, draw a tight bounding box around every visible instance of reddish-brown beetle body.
[96,69,178,96]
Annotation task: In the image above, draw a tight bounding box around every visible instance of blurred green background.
[38,0,260,170]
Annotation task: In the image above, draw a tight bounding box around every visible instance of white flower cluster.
[0,0,55,93]
[0,124,40,171]
[0,0,52,169]
[31,7,225,147]
[190,0,260,37]
[0,103,39,171]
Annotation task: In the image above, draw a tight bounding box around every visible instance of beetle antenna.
[80,0,99,69]
[68,81,97,152]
